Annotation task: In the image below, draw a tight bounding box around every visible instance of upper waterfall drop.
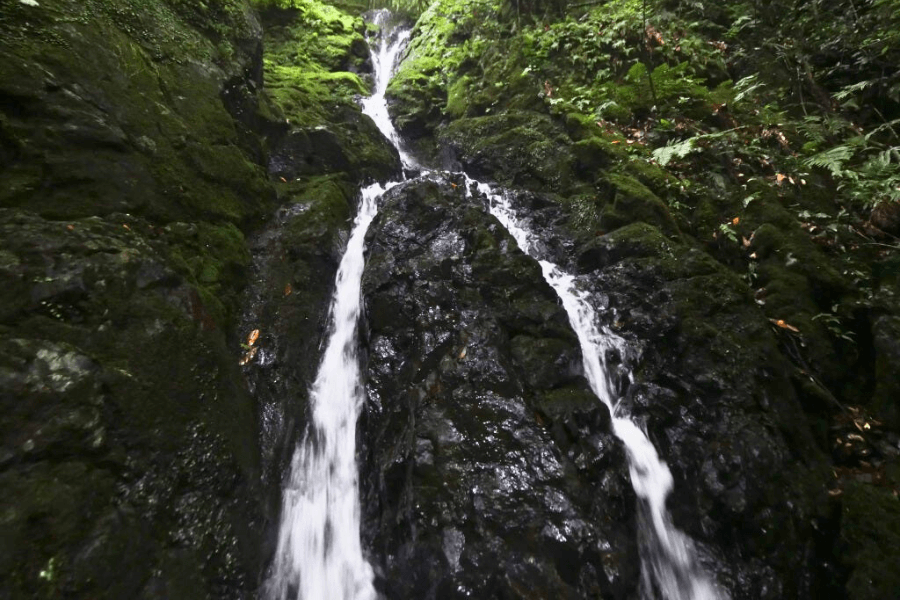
[361,10,416,171]
[263,14,410,600]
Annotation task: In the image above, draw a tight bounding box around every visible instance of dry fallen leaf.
[279,177,287,183]
[458,347,467,360]
[770,318,800,333]
[742,236,751,247]
[122,223,130,230]
[776,173,786,185]
[247,329,260,346]
[284,283,292,296]
[732,217,740,225]
[66,224,75,231]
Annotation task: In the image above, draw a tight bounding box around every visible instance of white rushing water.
[361,12,416,171]
[469,178,724,600]
[264,12,408,600]
[267,6,722,598]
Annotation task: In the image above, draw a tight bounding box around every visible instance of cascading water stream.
[361,14,416,171]
[472,179,725,600]
[264,12,408,600]
[268,8,723,599]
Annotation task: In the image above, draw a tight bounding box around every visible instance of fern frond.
[652,138,700,166]
[834,80,876,102]
[803,145,855,177]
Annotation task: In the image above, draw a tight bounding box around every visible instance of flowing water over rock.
[479,182,724,600]
[272,10,723,600]
[264,12,407,600]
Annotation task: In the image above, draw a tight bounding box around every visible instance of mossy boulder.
[599,172,681,236]
[259,3,402,183]
[0,0,275,226]
[437,111,576,193]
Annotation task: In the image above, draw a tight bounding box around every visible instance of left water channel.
[264,11,411,600]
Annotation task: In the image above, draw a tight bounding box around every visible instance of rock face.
[458,186,836,599]
[0,1,271,597]
[359,178,640,599]
[0,208,264,599]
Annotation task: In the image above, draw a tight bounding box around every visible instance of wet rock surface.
[1,0,405,595]
[359,178,639,599]
[493,191,837,599]
[0,209,263,599]
[0,0,274,597]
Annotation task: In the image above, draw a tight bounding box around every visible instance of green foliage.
[804,146,855,178]
[652,137,699,166]
[367,0,432,17]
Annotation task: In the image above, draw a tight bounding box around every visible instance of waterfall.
[267,8,723,599]
[473,179,725,600]
[263,12,408,600]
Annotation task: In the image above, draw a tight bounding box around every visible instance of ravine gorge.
[1,0,899,599]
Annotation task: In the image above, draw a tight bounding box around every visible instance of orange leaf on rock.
[769,318,800,333]
[284,283,292,296]
[247,329,260,346]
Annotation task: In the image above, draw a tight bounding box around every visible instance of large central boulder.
[359,178,640,599]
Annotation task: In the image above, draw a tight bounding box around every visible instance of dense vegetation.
[383,0,900,597]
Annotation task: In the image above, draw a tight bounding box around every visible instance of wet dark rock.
[236,181,356,547]
[359,178,639,599]
[507,202,836,599]
[0,0,279,596]
[0,210,263,599]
